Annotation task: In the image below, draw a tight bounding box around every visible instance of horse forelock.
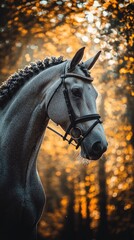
[0,56,65,108]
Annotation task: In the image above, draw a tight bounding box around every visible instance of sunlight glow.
[86,12,94,23]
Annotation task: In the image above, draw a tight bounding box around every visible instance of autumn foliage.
[0,1,134,239]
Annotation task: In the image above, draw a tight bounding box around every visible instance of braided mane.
[0,56,64,108]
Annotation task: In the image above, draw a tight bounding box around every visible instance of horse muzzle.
[81,139,108,160]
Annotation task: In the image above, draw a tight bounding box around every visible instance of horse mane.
[0,56,64,108]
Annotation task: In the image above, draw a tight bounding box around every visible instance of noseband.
[47,71,102,149]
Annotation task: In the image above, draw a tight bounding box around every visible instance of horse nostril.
[92,141,102,154]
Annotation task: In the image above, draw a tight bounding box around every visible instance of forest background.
[0,0,134,239]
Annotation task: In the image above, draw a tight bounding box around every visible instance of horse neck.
[0,62,65,181]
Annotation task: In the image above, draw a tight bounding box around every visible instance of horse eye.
[71,87,82,97]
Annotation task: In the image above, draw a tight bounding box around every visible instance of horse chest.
[0,173,45,230]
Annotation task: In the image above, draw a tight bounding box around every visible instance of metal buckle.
[70,127,83,140]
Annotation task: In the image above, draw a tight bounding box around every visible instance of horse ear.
[69,47,85,71]
[84,51,101,70]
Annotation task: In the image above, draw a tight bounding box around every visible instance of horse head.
[47,47,108,160]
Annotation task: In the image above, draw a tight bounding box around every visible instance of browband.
[61,73,93,82]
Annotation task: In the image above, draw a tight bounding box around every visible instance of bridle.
[47,66,102,149]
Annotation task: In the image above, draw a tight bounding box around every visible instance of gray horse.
[0,47,107,239]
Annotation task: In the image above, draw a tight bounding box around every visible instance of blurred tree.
[98,0,134,145]
[97,157,108,240]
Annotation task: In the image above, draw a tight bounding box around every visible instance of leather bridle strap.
[47,71,102,149]
[76,119,101,149]
[63,114,101,140]
[61,73,102,148]
[62,80,76,124]
[61,73,93,82]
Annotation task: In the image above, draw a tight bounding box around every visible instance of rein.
[47,71,102,149]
